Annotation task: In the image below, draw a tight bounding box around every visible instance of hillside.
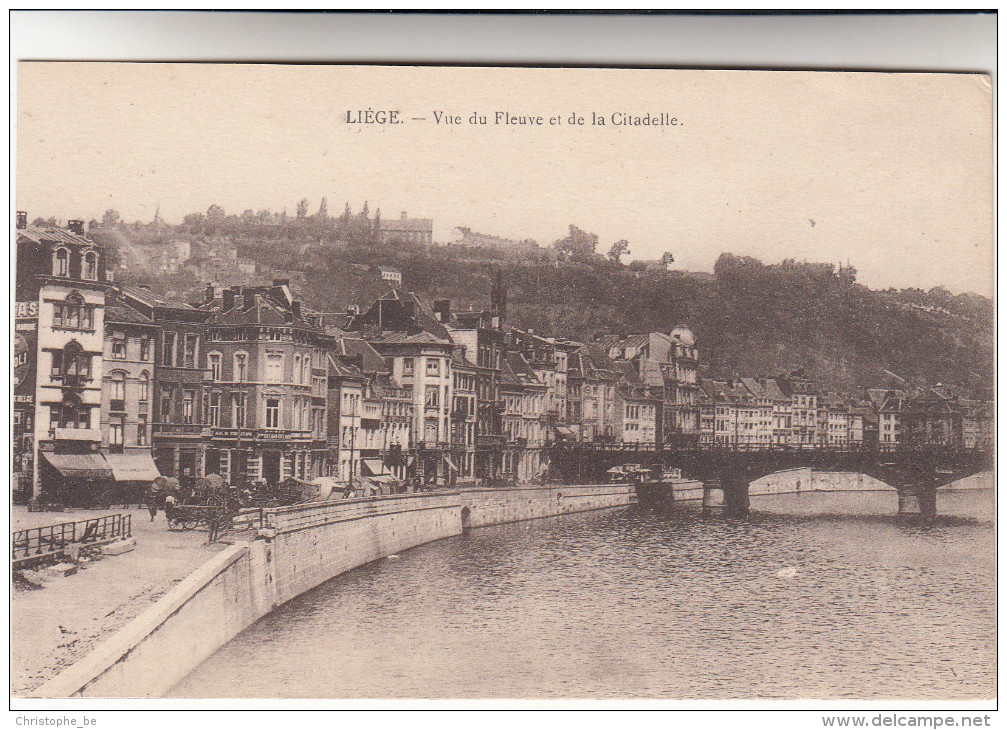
[96,221,993,394]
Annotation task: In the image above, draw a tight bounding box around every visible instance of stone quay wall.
[36,484,635,698]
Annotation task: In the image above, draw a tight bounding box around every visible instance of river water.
[170,490,995,700]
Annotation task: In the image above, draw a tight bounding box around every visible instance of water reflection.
[170,490,994,699]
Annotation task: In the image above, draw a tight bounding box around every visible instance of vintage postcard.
[11,62,994,705]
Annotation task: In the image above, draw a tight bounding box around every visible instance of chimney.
[15,211,27,229]
[67,219,85,236]
[244,292,257,310]
[273,278,290,287]
[204,283,215,305]
[222,288,235,311]
[291,301,301,318]
[346,304,360,316]
[433,299,451,323]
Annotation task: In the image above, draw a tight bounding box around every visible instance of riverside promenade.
[11,506,223,696]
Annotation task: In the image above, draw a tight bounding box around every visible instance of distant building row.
[13,216,992,506]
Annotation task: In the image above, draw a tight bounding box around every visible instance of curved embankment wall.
[35,484,635,699]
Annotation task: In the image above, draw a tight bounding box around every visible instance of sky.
[15,63,994,296]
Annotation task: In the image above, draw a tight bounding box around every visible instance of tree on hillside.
[317,197,328,220]
[101,209,121,228]
[296,198,309,219]
[608,239,631,264]
[660,252,675,266]
[553,225,599,261]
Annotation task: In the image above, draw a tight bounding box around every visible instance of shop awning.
[361,459,391,477]
[443,454,460,472]
[42,452,113,480]
[105,452,161,482]
[555,426,575,437]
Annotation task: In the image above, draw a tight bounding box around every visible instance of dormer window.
[82,251,98,280]
[53,247,69,277]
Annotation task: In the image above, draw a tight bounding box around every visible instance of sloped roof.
[327,353,366,380]
[332,336,390,374]
[105,297,153,326]
[17,226,92,247]
[504,351,544,386]
[119,284,197,312]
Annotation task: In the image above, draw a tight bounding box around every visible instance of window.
[82,251,98,280]
[302,356,311,386]
[183,334,198,368]
[266,353,283,383]
[56,341,91,383]
[52,393,89,430]
[293,355,302,384]
[160,387,173,423]
[182,390,195,424]
[109,372,126,411]
[206,392,218,426]
[233,392,247,428]
[162,332,176,367]
[111,333,126,359]
[265,397,280,429]
[54,292,91,330]
[53,247,69,277]
[139,372,149,403]
[425,387,439,408]
[109,416,124,452]
[426,357,440,377]
[50,350,63,379]
[140,336,152,361]
[234,352,248,382]
[137,415,148,445]
[302,400,310,433]
[292,396,302,429]
[403,357,414,376]
[208,352,221,381]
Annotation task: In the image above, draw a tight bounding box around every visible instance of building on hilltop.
[376,211,433,246]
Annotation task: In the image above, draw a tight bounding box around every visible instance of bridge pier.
[702,481,725,513]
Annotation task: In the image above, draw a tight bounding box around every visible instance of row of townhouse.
[696,374,866,448]
[875,387,993,449]
[19,216,986,505]
[13,217,714,502]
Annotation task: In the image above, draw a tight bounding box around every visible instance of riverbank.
[11,506,223,695]
[25,484,636,699]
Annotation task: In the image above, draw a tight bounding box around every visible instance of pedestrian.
[147,500,158,522]
[164,493,176,523]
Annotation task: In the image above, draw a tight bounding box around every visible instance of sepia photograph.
[9,13,996,716]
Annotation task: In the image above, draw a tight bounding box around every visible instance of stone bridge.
[546,444,994,517]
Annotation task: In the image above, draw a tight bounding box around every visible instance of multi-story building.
[326,355,367,484]
[119,285,209,487]
[778,371,820,445]
[329,333,413,483]
[595,327,700,445]
[443,278,507,483]
[100,289,161,496]
[500,352,549,482]
[16,216,112,504]
[739,378,774,446]
[450,352,479,485]
[614,365,660,448]
[758,377,793,445]
[201,282,330,485]
[349,289,457,486]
